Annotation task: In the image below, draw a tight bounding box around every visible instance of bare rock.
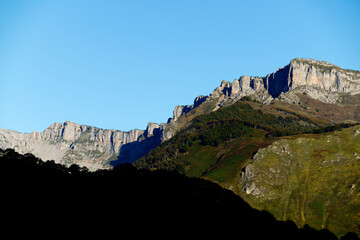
[145,122,160,137]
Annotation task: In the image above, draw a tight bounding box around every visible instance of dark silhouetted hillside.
[0,148,358,240]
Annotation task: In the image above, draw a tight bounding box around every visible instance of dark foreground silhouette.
[0,148,358,239]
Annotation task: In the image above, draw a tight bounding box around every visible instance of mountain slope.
[240,126,360,236]
[134,99,360,237]
[134,99,348,171]
[2,148,358,240]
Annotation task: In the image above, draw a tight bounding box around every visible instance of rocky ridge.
[216,58,360,106]
[170,58,360,122]
[1,58,359,170]
[0,121,160,170]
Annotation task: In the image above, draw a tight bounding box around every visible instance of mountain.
[134,66,360,237]
[1,58,359,170]
[1,58,360,238]
[135,99,360,237]
[2,148,359,240]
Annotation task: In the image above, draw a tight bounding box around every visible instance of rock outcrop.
[289,59,360,93]
[168,95,208,123]
[144,122,160,137]
[265,58,360,100]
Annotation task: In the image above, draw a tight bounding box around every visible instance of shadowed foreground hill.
[0,148,358,240]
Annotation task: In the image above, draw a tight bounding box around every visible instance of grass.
[204,143,260,183]
[239,126,360,237]
[181,140,217,177]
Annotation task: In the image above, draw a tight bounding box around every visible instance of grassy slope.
[239,127,360,237]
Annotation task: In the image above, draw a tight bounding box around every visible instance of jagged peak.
[47,122,63,129]
[47,121,79,129]
[220,80,231,88]
[147,121,159,126]
[146,122,160,130]
[144,122,161,137]
[64,121,80,127]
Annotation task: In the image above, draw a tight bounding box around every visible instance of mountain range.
[1,58,360,238]
[2,58,360,169]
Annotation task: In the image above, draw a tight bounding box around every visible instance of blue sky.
[0,0,359,133]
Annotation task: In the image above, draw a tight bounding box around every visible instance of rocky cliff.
[0,121,161,170]
[1,58,359,170]
[209,58,360,107]
[268,59,360,104]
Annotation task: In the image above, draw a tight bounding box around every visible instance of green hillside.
[134,99,359,237]
[239,126,360,237]
[135,100,348,175]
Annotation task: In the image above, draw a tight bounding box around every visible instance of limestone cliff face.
[264,58,360,98]
[172,105,191,122]
[169,95,208,123]
[0,121,159,170]
[205,58,360,108]
[289,59,360,93]
[144,122,160,137]
[208,76,273,108]
[1,58,359,170]
[42,121,144,153]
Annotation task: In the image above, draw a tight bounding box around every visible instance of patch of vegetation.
[63,150,83,165]
[193,101,356,140]
[73,132,95,145]
[88,149,104,158]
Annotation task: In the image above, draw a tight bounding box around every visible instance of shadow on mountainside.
[110,133,162,166]
[0,148,359,240]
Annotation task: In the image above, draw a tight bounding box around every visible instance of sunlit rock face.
[264,58,360,99]
[0,121,161,170]
[1,58,359,170]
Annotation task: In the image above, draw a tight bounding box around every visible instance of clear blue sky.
[1,0,359,133]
